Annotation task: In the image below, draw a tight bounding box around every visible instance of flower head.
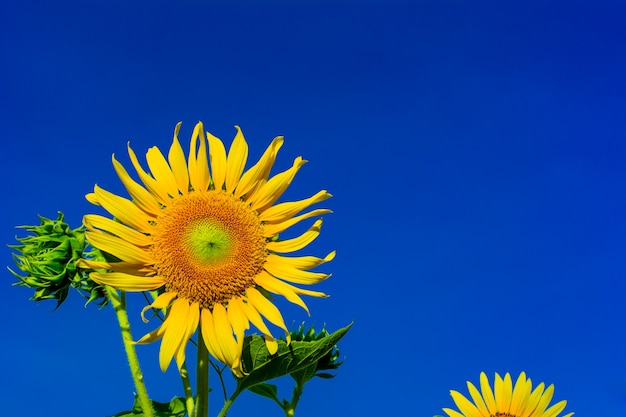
[80,122,332,376]
[10,212,106,307]
[443,372,573,417]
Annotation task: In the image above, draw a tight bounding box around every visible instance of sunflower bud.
[290,323,343,377]
[9,212,106,308]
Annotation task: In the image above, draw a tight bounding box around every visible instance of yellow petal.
[188,122,211,192]
[112,155,161,215]
[127,143,170,204]
[77,259,154,276]
[235,136,284,199]
[260,190,332,223]
[533,384,555,416]
[86,230,154,265]
[159,298,190,372]
[141,291,178,322]
[83,214,152,247]
[200,308,228,365]
[227,298,250,339]
[237,296,276,346]
[246,287,289,338]
[264,261,329,285]
[480,373,497,415]
[524,382,545,415]
[263,209,332,237]
[266,251,335,271]
[467,381,490,417]
[90,272,165,291]
[93,185,153,233]
[146,146,180,198]
[450,390,482,417]
[254,271,327,315]
[176,301,200,370]
[207,131,227,191]
[266,219,323,253]
[509,372,529,416]
[212,303,240,368]
[168,122,190,195]
[497,373,513,411]
[442,409,466,417]
[250,157,307,212]
[225,126,248,193]
[542,400,568,417]
[136,324,167,344]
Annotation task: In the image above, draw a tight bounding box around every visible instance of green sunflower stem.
[194,330,210,417]
[106,286,155,417]
[180,362,195,417]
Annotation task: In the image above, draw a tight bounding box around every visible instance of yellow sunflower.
[443,372,573,417]
[80,122,332,376]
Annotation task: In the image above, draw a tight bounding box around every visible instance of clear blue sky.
[1,1,625,416]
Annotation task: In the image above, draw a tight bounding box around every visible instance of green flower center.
[185,220,233,264]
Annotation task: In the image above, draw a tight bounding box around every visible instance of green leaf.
[237,322,352,393]
[108,397,187,417]
[247,383,280,403]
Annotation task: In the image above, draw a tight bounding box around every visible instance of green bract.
[9,212,106,307]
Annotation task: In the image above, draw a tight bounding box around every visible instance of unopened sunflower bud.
[9,212,106,308]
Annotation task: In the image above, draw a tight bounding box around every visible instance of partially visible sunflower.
[443,372,573,417]
[80,122,332,376]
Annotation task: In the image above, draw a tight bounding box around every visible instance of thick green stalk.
[180,363,195,417]
[106,286,155,417]
[194,330,209,417]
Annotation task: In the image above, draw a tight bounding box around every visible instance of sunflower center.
[185,220,233,264]
[151,191,267,309]
[492,413,517,417]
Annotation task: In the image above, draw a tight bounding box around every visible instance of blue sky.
[1,1,625,416]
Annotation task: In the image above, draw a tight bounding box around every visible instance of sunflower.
[443,372,573,417]
[80,122,332,376]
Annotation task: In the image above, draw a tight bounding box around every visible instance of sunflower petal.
[168,122,190,195]
[86,230,154,264]
[112,155,161,215]
[175,301,200,370]
[250,157,307,212]
[146,146,180,198]
[77,259,154,276]
[127,143,170,204]
[141,291,178,322]
[246,287,289,339]
[266,219,323,253]
[207,131,227,191]
[264,261,330,285]
[509,372,528,416]
[188,122,211,192]
[235,136,284,199]
[260,190,332,223]
[83,214,152,247]
[450,390,482,417]
[263,209,332,237]
[254,271,327,315]
[159,298,190,372]
[225,126,248,193]
[90,272,165,291]
[466,381,490,417]
[480,373,497,415]
[92,185,153,233]
[200,308,228,365]
[542,400,568,417]
[266,251,335,271]
[442,408,466,417]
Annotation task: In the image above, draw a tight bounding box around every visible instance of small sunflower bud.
[9,212,106,308]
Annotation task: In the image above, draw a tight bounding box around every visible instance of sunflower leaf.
[108,396,186,417]
[237,322,352,393]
